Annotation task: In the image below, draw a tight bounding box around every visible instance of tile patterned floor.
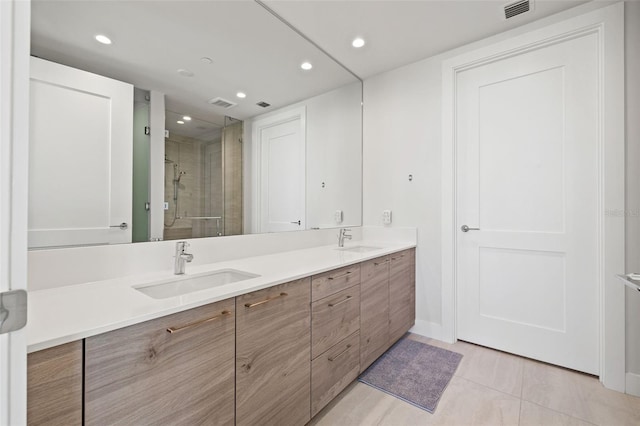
[311,334,640,426]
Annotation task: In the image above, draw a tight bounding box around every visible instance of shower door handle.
[110,222,128,230]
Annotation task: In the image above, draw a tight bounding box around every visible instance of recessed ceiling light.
[200,57,213,64]
[236,92,247,99]
[301,62,313,71]
[177,69,194,77]
[183,116,192,121]
[95,35,112,45]
[352,37,365,48]
[177,120,185,124]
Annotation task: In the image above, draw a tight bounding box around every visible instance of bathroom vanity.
[26,243,415,425]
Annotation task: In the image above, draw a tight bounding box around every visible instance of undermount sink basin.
[133,269,260,299]
[336,245,382,253]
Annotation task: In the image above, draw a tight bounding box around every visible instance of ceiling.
[31,0,592,128]
[264,0,591,79]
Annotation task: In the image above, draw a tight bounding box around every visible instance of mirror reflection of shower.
[163,111,243,241]
[163,157,185,228]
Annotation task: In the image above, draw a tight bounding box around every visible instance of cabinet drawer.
[85,298,235,426]
[311,332,360,417]
[312,284,360,359]
[312,264,361,301]
[390,249,413,270]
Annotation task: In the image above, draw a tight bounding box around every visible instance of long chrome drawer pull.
[328,295,352,307]
[327,271,351,280]
[374,259,390,266]
[244,292,288,308]
[328,344,352,362]
[166,310,231,334]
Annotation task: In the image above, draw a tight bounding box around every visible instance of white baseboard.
[409,320,446,342]
[626,372,640,397]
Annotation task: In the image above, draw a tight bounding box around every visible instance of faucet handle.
[176,240,190,253]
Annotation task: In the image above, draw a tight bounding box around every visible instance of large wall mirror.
[28,0,362,249]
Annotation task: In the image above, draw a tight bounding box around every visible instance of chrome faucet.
[338,228,352,247]
[174,241,193,275]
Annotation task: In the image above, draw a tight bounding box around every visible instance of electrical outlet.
[383,210,392,225]
[334,210,343,224]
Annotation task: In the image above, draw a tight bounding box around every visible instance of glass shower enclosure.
[162,113,243,240]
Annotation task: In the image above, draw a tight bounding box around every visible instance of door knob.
[461,225,480,232]
[291,220,301,226]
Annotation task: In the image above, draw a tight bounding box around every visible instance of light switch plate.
[334,210,343,224]
[383,210,392,225]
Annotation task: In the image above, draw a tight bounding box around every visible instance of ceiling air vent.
[208,97,237,109]
[256,101,271,108]
[504,0,531,19]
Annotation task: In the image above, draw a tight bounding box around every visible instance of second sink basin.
[337,245,382,253]
[134,269,260,299]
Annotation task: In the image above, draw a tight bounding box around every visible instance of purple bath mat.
[358,338,463,413]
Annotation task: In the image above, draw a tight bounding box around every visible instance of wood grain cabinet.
[360,255,391,371]
[389,248,416,345]
[84,299,235,426]
[27,341,83,426]
[311,264,361,301]
[235,278,311,426]
[311,331,360,417]
[28,248,415,425]
[310,266,361,417]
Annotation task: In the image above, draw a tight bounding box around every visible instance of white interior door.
[256,110,305,233]
[456,31,600,374]
[28,57,133,248]
[1,0,29,423]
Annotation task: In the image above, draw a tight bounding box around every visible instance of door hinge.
[144,126,150,135]
[0,290,27,335]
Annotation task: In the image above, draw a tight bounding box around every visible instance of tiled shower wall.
[164,134,223,240]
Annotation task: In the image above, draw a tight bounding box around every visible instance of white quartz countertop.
[27,240,415,353]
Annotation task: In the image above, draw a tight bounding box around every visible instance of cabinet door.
[85,299,235,425]
[236,278,311,426]
[360,256,390,371]
[389,249,416,344]
[27,341,82,426]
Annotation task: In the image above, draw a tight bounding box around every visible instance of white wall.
[363,0,640,375]
[244,81,362,232]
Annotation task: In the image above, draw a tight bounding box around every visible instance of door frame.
[0,0,30,423]
[250,106,306,233]
[441,3,625,391]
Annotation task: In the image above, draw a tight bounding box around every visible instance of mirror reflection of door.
[28,57,133,248]
[255,108,306,233]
